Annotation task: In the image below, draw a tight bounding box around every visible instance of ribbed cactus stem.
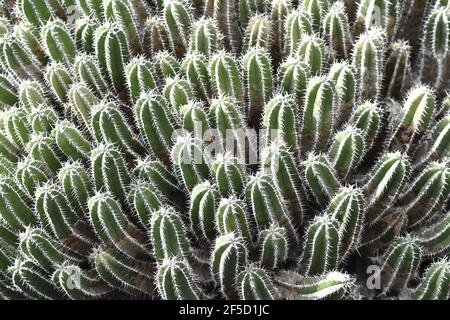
[127,179,163,228]
[417,213,450,258]
[258,224,288,270]
[349,101,382,150]
[278,57,309,105]
[323,1,351,60]
[236,265,279,300]
[163,0,193,58]
[181,52,212,102]
[41,19,76,65]
[52,120,92,162]
[210,51,244,102]
[189,181,219,243]
[125,57,157,103]
[244,15,271,50]
[285,8,313,56]
[16,158,50,197]
[189,17,218,57]
[216,197,252,246]
[328,61,356,125]
[411,259,450,300]
[45,63,73,103]
[211,152,246,196]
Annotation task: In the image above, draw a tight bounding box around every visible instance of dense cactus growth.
[0,0,449,301]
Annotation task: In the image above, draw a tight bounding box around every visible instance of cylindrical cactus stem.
[212,0,242,54]
[95,22,130,95]
[425,115,450,162]
[180,101,209,140]
[349,101,383,150]
[270,0,292,65]
[181,53,212,102]
[211,233,248,299]
[285,8,313,56]
[302,0,329,33]
[88,192,150,259]
[410,258,450,300]
[52,262,112,300]
[328,61,356,125]
[58,161,93,215]
[329,125,366,178]
[143,16,169,57]
[352,28,386,102]
[52,120,92,162]
[16,158,50,197]
[77,0,105,22]
[0,157,14,175]
[0,176,37,231]
[17,0,59,27]
[125,57,157,104]
[323,1,351,60]
[75,17,97,54]
[28,105,58,135]
[171,133,210,191]
[397,161,450,229]
[150,206,190,262]
[18,80,47,110]
[134,91,177,165]
[326,186,365,259]
[380,235,422,293]
[92,247,155,297]
[301,76,336,153]
[239,0,267,28]
[189,181,219,243]
[211,152,246,196]
[416,213,450,258]
[127,179,163,228]
[303,152,342,208]
[67,83,98,133]
[9,258,62,300]
[3,107,32,149]
[27,134,64,174]
[45,63,73,103]
[41,19,76,65]
[216,197,252,246]
[209,51,244,102]
[189,17,218,57]
[243,48,273,127]
[14,22,47,64]
[261,142,307,226]
[163,76,193,113]
[364,152,409,224]
[278,57,309,105]
[91,100,146,156]
[2,35,42,80]
[300,215,341,276]
[90,143,131,205]
[236,265,280,300]
[296,34,325,76]
[152,51,181,83]
[258,224,288,270]
[436,92,450,119]
[382,41,410,100]
[163,0,193,58]
[0,73,18,108]
[389,86,436,153]
[244,15,271,51]
[156,256,204,300]
[74,55,109,97]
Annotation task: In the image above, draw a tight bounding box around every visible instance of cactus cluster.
[0,0,449,300]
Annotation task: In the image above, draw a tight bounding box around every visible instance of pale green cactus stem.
[52,120,92,162]
[399,161,450,228]
[323,1,351,60]
[67,83,98,133]
[125,57,157,104]
[296,34,325,76]
[92,247,155,297]
[236,265,280,300]
[365,152,409,224]
[328,61,356,125]
[410,258,450,300]
[134,91,177,165]
[270,0,292,65]
[28,105,58,135]
[244,15,271,51]
[2,35,42,80]
[41,19,76,65]
[211,152,246,196]
[302,153,342,208]
[416,213,450,258]
[302,0,329,33]
[329,125,365,178]
[152,51,180,83]
[211,233,248,299]
[0,130,19,163]
[210,51,244,103]
[52,262,112,300]
[301,76,336,153]
[300,215,340,276]
[163,0,193,58]
[258,224,288,270]
[0,74,18,108]
[163,77,193,113]
[91,143,131,205]
[190,181,219,242]
[243,48,273,127]
[180,101,209,140]
[349,101,383,150]
[13,22,47,64]
[88,192,150,259]
[262,94,299,154]
[355,0,401,40]
[171,133,210,191]
[0,157,13,175]
[95,22,131,95]
[3,107,32,149]
[261,142,307,226]
[17,0,59,27]
[189,17,218,57]
[326,186,364,259]
[150,206,190,261]
[9,258,62,300]
[426,115,450,161]
[127,179,163,228]
[181,53,212,103]
[75,17,97,54]
[380,236,422,293]
[216,197,252,246]
[77,0,104,22]
[352,28,386,102]
[389,86,436,153]
[74,55,109,97]
[285,8,313,56]
[382,41,410,100]
[16,158,50,197]
[157,256,204,300]
[27,134,63,174]
[212,0,242,54]
[18,80,47,110]
[239,0,267,28]
[143,16,169,57]
[278,57,310,105]
[45,63,73,103]
[0,176,37,231]
[275,270,353,299]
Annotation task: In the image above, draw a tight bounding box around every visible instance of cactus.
[189,17,218,57]
[216,197,252,246]
[416,213,450,258]
[67,83,98,132]
[2,35,42,80]
[16,158,50,197]
[163,77,193,113]
[41,19,76,65]
[349,101,383,150]
[285,8,313,56]
[127,179,163,227]
[328,61,356,125]
[163,0,192,58]
[73,55,108,97]
[181,52,211,102]
[0,74,18,108]
[236,265,279,300]
[125,57,157,103]
[323,1,351,60]
[143,16,169,56]
[244,15,271,51]
[27,134,63,174]
[258,224,288,270]
[52,120,91,162]
[28,105,58,135]
[209,51,244,102]
[211,152,246,197]
[75,17,97,54]
[410,258,450,300]
[302,0,329,33]
[278,58,309,105]
[45,63,73,103]
[189,181,219,242]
